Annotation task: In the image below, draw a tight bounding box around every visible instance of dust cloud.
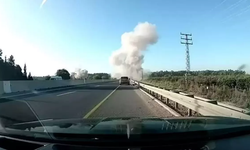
[71,68,88,79]
[238,64,247,71]
[109,22,158,80]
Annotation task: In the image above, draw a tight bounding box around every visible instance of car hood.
[3,116,250,135]
[1,116,250,144]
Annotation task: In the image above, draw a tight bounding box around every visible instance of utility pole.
[180,33,193,87]
[141,69,143,81]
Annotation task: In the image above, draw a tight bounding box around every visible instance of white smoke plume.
[142,69,152,80]
[109,22,158,80]
[40,0,47,8]
[238,64,247,71]
[71,68,88,79]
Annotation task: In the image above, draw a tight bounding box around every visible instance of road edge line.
[57,91,76,97]
[83,85,120,118]
[139,88,181,117]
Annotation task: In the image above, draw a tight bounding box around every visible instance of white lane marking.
[2,86,78,98]
[57,91,76,97]
[1,81,115,98]
[83,85,120,118]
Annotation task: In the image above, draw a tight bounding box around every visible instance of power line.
[180,33,193,86]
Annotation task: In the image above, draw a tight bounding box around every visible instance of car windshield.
[0,0,250,143]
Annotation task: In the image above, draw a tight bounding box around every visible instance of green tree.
[0,49,2,61]
[23,63,27,79]
[15,65,24,80]
[101,75,110,79]
[0,49,32,81]
[56,69,70,80]
[45,75,51,80]
[93,74,101,79]
[8,55,15,66]
[27,72,33,80]
[88,73,110,80]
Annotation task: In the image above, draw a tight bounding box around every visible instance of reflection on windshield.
[0,1,250,145]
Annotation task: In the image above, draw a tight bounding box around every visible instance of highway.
[0,81,173,124]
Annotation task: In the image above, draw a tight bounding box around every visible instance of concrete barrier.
[0,81,4,95]
[0,80,114,95]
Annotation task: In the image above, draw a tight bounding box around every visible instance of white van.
[50,76,62,80]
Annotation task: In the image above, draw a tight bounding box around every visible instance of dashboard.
[0,133,250,150]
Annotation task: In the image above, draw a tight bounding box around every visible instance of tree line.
[0,49,33,81]
[149,70,246,77]
[45,69,111,80]
[146,70,250,90]
[88,73,111,80]
[0,48,111,81]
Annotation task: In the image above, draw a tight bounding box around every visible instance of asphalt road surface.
[0,81,173,124]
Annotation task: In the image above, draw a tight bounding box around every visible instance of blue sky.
[0,0,250,76]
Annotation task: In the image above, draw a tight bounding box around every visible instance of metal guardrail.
[135,81,250,120]
[167,88,249,114]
